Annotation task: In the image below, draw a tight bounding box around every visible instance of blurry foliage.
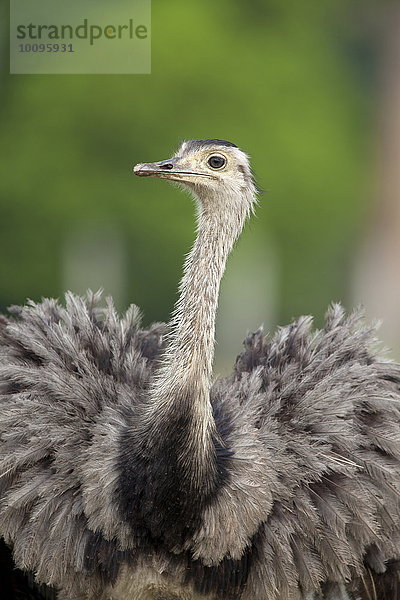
[0,0,378,328]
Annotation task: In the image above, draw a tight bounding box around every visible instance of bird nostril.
[160,163,174,170]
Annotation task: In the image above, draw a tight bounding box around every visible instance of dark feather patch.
[184,139,238,153]
[117,389,233,550]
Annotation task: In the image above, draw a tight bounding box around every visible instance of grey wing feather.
[0,291,166,597]
[214,304,400,599]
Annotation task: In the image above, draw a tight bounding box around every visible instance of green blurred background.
[2,0,400,371]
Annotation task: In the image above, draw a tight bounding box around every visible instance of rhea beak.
[133,157,212,181]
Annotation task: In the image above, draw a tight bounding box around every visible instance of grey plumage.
[1,140,400,600]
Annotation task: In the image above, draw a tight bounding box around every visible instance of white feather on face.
[134,139,258,220]
[173,140,258,219]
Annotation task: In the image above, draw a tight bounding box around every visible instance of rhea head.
[134,139,257,221]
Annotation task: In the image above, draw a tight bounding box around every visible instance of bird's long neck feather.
[149,191,247,484]
[156,218,231,392]
[122,186,253,549]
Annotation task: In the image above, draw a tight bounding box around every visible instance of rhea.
[0,139,400,600]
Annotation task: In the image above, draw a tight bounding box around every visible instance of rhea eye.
[207,155,226,170]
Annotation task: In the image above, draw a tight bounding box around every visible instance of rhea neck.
[149,185,249,471]
[128,184,251,549]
